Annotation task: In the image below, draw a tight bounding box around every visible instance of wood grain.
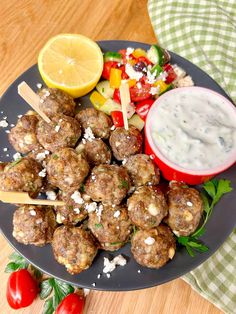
[0,1,223,313]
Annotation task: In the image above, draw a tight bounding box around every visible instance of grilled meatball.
[166,181,203,236]
[0,157,43,197]
[88,204,132,251]
[124,154,160,187]
[47,148,89,192]
[13,205,57,246]
[131,225,176,269]
[76,108,112,139]
[127,186,168,230]
[52,226,98,274]
[76,138,111,166]
[9,111,40,154]
[55,190,90,225]
[109,126,143,160]
[37,114,81,152]
[85,164,130,205]
[38,88,76,117]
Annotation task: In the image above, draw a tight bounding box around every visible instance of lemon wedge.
[38,34,104,98]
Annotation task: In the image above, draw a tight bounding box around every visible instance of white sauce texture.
[151,89,236,170]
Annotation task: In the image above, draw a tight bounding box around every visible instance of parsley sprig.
[177,179,232,257]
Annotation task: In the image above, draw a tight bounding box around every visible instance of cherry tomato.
[129,83,152,102]
[6,269,38,309]
[102,61,118,80]
[113,88,121,104]
[135,98,155,120]
[55,293,85,314]
[136,56,152,65]
[163,64,177,84]
[111,111,124,127]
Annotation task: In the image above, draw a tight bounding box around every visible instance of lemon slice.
[38,34,104,98]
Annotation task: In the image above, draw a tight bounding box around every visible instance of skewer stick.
[0,191,65,206]
[119,83,130,130]
[18,81,51,123]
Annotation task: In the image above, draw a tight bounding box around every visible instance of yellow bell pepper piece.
[110,68,122,89]
[90,91,107,110]
[154,80,171,95]
[132,48,147,58]
[128,79,136,87]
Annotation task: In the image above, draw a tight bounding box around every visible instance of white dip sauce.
[151,88,236,170]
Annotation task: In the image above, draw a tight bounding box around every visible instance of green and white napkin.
[147,1,236,313]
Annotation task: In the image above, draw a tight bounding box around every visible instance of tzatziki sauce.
[150,88,236,171]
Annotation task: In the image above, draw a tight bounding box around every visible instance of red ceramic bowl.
[145,87,236,185]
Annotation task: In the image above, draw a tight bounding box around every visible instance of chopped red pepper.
[129,83,152,102]
[163,64,177,84]
[111,111,124,127]
[113,89,121,104]
[135,98,155,120]
[102,61,118,80]
[118,65,129,79]
[136,56,153,65]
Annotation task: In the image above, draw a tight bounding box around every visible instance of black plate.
[0,40,235,291]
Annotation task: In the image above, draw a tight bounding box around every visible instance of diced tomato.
[135,98,155,120]
[129,83,152,102]
[136,56,153,65]
[118,65,129,79]
[119,49,137,63]
[102,61,118,80]
[163,64,177,84]
[111,111,124,127]
[113,89,121,104]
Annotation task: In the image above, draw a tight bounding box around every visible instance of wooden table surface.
[0,1,222,313]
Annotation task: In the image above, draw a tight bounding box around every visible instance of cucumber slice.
[150,64,163,77]
[104,52,122,62]
[96,80,114,98]
[128,114,145,131]
[99,99,121,115]
[147,45,165,66]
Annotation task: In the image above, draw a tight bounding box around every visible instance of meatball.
[88,204,132,251]
[52,226,98,274]
[9,111,40,154]
[38,88,76,117]
[76,108,112,139]
[76,138,111,166]
[13,205,57,246]
[55,190,90,225]
[37,114,81,152]
[0,157,43,197]
[124,154,160,187]
[166,181,203,236]
[47,148,89,192]
[131,225,176,269]
[109,126,143,160]
[127,186,168,230]
[85,164,130,205]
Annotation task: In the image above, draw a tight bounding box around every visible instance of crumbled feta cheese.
[13,152,21,160]
[36,218,43,224]
[44,90,50,97]
[55,125,60,132]
[36,83,43,89]
[110,125,116,131]
[0,120,8,128]
[6,154,9,157]
[103,255,127,273]
[96,204,103,222]
[84,127,95,142]
[156,71,168,82]
[30,209,36,216]
[38,169,47,177]
[39,99,44,103]
[10,124,15,127]
[176,75,194,87]
[150,86,159,95]
[126,47,134,56]
[71,191,84,204]
[144,237,155,245]
[83,289,90,296]
[91,282,96,287]
[128,186,136,194]
[91,175,96,180]
[85,202,97,213]
[97,274,101,279]
[187,201,193,207]
[112,204,116,208]
[18,115,23,118]
[150,154,155,160]
[125,63,143,81]
[146,70,157,84]
[113,210,120,218]
[46,190,57,200]
[59,119,63,123]
[172,65,186,80]
[36,150,50,162]
[122,159,127,165]
[137,270,141,273]
[106,273,111,278]
[74,208,81,214]
[3,116,7,119]
[5,130,10,133]
[3,148,8,152]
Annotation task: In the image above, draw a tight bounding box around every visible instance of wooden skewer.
[119,82,130,130]
[0,191,65,206]
[18,81,51,123]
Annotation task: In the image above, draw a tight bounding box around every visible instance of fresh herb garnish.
[80,183,85,193]
[102,87,105,93]
[177,179,232,256]
[133,225,137,235]
[52,154,59,160]
[95,223,103,228]
[118,180,129,189]
[8,158,22,169]
[110,241,123,246]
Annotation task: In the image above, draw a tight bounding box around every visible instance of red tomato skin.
[163,64,177,84]
[113,89,121,104]
[102,61,118,80]
[136,56,152,65]
[118,65,129,79]
[129,84,152,102]
[135,98,155,120]
[111,111,124,127]
[118,49,136,63]
[6,269,38,309]
[55,293,85,314]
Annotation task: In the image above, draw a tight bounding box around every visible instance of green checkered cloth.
[147,1,236,313]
